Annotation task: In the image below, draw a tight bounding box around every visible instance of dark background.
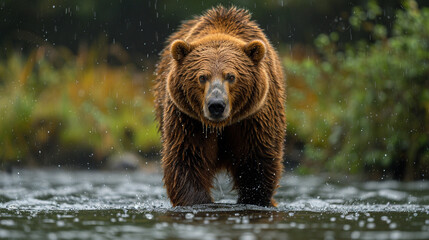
[0,0,413,60]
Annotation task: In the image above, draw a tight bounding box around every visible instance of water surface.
[1,168,428,239]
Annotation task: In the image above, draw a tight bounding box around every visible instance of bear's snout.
[204,79,230,121]
[207,99,226,118]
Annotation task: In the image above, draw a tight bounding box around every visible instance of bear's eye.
[199,75,208,83]
[226,74,235,83]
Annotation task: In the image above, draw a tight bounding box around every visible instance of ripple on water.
[1,170,429,214]
[0,169,429,240]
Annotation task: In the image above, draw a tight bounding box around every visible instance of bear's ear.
[171,40,192,61]
[243,40,266,64]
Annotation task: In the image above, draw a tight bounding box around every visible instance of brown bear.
[154,6,286,207]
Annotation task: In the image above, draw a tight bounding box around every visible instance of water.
[1,168,428,240]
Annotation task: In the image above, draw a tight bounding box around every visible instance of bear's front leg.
[162,154,214,206]
[232,156,283,207]
[161,106,217,206]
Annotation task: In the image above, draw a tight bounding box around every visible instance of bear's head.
[166,34,270,128]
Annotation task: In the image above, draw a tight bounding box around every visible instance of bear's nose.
[207,99,226,118]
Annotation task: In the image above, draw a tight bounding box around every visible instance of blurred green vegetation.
[0,40,160,167]
[285,0,429,180]
[0,0,428,179]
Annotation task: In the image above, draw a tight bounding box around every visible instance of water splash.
[0,169,428,240]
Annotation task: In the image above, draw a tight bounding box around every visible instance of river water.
[1,168,428,240]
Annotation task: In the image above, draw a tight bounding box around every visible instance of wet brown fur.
[154,6,286,207]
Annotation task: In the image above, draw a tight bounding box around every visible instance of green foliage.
[285,1,429,179]
[0,43,160,166]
